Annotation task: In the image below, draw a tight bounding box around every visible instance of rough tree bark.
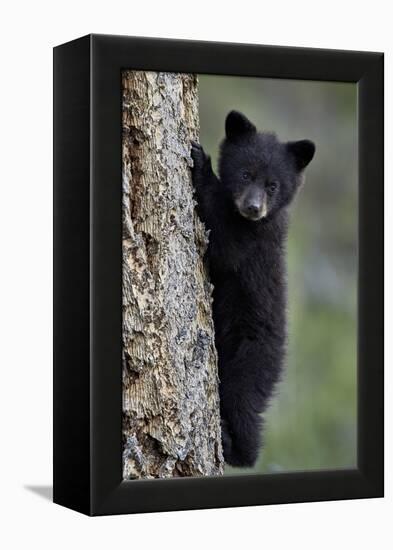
[122,71,223,479]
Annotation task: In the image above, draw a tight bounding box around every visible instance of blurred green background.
[198,75,358,474]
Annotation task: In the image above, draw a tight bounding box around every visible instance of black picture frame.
[53,34,384,516]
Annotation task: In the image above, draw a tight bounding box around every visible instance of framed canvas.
[53,34,384,516]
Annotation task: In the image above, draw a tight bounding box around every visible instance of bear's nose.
[245,203,261,216]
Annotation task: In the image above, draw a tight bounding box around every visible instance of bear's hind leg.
[221,405,263,467]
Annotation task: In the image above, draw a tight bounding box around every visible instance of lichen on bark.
[122,70,223,479]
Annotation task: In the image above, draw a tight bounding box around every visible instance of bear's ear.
[287,140,316,170]
[225,111,257,141]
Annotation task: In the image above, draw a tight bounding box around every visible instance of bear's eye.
[266,181,279,193]
[242,170,252,180]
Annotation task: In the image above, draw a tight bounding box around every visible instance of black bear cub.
[191,111,315,467]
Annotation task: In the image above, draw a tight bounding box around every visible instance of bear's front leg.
[190,140,213,189]
[190,141,219,229]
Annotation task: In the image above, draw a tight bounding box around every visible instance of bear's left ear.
[287,140,316,170]
[225,111,257,141]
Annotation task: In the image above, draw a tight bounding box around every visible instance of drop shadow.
[24,485,53,501]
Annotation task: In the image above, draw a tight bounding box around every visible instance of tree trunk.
[122,71,223,479]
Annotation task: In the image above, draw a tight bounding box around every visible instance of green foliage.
[198,74,357,475]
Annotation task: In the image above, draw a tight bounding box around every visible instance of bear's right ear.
[287,140,316,170]
[225,111,257,141]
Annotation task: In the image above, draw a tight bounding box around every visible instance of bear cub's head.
[219,111,315,222]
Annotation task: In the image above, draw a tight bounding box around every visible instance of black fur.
[191,111,315,467]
